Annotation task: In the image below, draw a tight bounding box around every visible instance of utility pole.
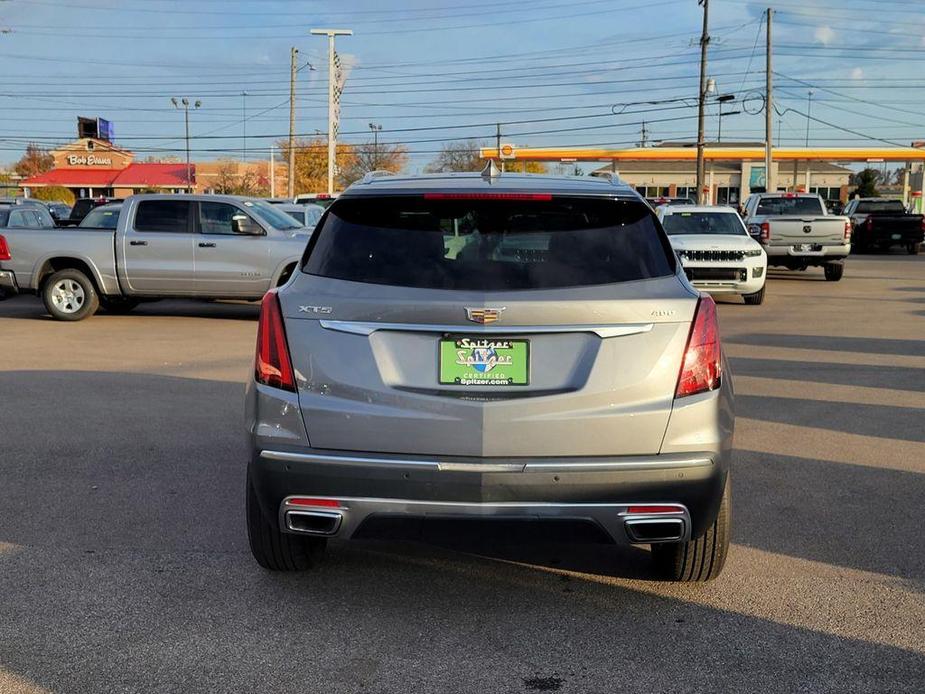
[765,7,774,193]
[496,123,502,171]
[171,97,200,193]
[639,121,649,147]
[242,90,248,161]
[805,89,814,146]
[695,0,710,205]
[369,122,382,169]
[270,146,276,197]
[311,28,353,195]
[287,47,298,198]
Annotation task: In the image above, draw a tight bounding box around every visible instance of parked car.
[0,203,56,229]
[60,197,118,227]
[78,202,123,229]
[293,192,338,209]
[843,198,923,254]
[742,192,851,281]
[647,196,695,208]
[0,194,311,320]
[657,205,767,305]
[47,202,72,224]
[276,203,325,229]
[245,173,735,582]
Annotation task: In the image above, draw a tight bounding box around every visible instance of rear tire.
[909,242,921,256]
[41,269,99,321]
[652,475,731,582]
[246,472,325,571]
[742,286,765,305]
[824,263,844,282]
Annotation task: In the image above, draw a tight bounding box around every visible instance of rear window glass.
[755,197,824,216]
[662,212,747,236]
[856,200,905,213]
[80,206,121,229]
[302,196,673,290]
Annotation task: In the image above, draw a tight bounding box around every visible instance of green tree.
[30,186,75,205]
[852,168,881,197]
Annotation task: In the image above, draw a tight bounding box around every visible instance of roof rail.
[589,171,624,185]
[360,170,397,184]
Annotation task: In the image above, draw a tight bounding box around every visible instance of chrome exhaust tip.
[285,510,343,536]
[624,518,685,544]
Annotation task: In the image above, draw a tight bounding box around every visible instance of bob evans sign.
[67,154,113,166]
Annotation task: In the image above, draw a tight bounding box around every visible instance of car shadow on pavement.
[735,448,925,583]
[736,394,925,443]
[2,369,924,692]
[0,295,259,321]
[730,356,925,392]
[726,333,925,357]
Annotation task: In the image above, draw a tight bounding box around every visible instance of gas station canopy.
[480,145,925,163]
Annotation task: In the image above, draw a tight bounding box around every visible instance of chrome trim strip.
[260,450,711,473]
[318,319,654,339]
[523,458,711,472]
[261,450,439,470]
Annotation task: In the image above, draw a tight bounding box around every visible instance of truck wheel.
[100,297,139,314]
[824,263,845,282]
[246,472,325,571]
[42,269,99,321]
[652,475,731,582]
[909,242,921,256]
[743,286,765,305]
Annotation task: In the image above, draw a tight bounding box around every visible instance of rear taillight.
[759,222,770,243]
[675,296,722,399]
[845,220,852,242]
[422,193,552,201]
[255,289,296,392]
[0,235,10,261]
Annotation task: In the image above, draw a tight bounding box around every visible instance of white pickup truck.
[742,192,851,281]
[0,194,314,320]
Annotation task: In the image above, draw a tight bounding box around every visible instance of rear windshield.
[856,200,905,213]
[756,197,825,216]
[302,196,673,290]
[662,212,746,236]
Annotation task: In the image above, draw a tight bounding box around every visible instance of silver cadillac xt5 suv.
[245,172,735,582]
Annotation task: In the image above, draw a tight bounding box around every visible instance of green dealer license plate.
[439,337,529,386]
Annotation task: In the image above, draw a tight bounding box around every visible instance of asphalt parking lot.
[1,255,923,694]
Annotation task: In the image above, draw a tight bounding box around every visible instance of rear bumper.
[0,269,19,297]
[248,448,726,543]
[765,243,849,266]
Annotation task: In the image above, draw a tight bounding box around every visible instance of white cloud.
[814,25,836,46]
[851,67,864,80]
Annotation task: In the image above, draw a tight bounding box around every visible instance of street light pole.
[172,97,201,193]
[369,122,382,170]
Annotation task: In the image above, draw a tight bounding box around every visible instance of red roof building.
[22,138,194,198]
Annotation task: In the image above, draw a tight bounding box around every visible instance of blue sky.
[0,0,922,172]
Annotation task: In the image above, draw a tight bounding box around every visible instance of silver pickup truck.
[742,192,851,281]
[0,194,314,320]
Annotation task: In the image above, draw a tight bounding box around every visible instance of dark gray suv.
[245,173,734,581]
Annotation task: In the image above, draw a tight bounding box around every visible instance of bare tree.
[340,140,408,184]
[424,140,485,173]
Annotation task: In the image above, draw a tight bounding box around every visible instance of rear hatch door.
[281,193,697,458]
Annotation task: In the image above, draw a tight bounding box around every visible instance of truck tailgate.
[768,217,846,245]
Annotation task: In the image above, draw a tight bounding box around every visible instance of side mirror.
[232,214,264,235]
